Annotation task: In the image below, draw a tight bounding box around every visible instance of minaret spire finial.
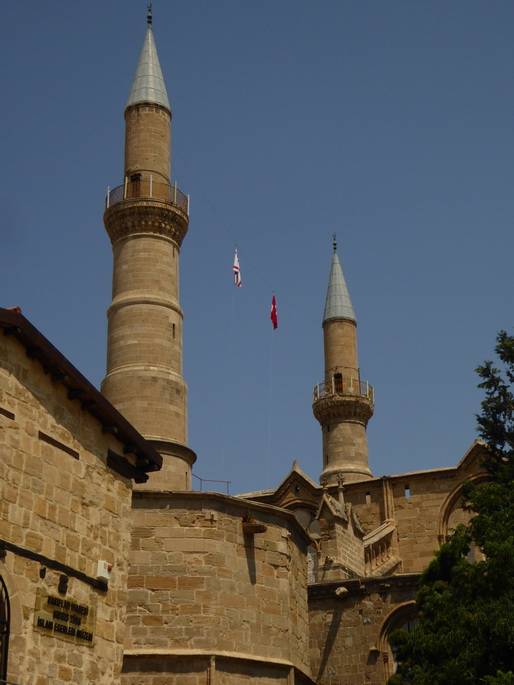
[332,233,337,252]
[127,5,169,110]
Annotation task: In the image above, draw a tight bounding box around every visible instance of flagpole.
[266,324,274,490]
[266,292,278,488]
[221,279,237,475]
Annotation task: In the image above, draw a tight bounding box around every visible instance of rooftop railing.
[105,177,189,214]
[313,376,374,403]
[192,474,231,495]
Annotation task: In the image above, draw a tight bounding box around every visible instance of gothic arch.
[0,568,22,638]
[436,474,488,544]
[378,601,417,680]
[0,574,10,681]
[0,565,24,684]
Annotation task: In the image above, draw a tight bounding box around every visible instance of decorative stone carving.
[103,201,188,246]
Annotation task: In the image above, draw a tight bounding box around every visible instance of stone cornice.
[124,101,171,118]
[308,572,421,601]
[123,649,314,683]
[108,293,184,318]
[313,394,374,424]
[103,201,189,246]
[148,439,197,468]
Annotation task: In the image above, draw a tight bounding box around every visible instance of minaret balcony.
[313,376,374,424]
[105,178,189,214]
[313,376,374,403]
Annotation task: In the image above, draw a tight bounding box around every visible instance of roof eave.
[0,308,163,480]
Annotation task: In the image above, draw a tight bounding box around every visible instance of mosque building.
[0,12,485,685]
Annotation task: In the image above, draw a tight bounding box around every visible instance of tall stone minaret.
[313,236,373,485]
[102,8,196,491]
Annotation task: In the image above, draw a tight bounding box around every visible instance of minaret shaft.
[124,105,171,184]
[105,233,185,442]
[323,319,360,382]
[102,24,195,491]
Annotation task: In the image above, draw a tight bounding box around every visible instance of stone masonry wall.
[309,576,419,685]
[388,472,460,573]
[317,509,365,580]
[345,460,483,574]
[0,337,134,684]
[123,491,313,684]
[346,480,384,533]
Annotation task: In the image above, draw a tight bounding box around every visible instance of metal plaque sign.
[34,591,96,646]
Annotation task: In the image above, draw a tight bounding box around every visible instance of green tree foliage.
[388,331,514,684]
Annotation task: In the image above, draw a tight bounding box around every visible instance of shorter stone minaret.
[313,236,373,484]
[101,9,195,490]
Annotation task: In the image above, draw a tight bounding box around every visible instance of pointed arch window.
[0,575,9,682]
[379,602,417,679]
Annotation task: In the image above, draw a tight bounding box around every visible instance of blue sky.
[2,1,514,494]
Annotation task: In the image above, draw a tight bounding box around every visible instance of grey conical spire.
[126,20,170,110]
[323,241,356,324]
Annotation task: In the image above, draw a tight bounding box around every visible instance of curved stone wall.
[123,491,313,684]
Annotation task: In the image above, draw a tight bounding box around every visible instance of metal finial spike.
[147,4,153,25]
[332,233,337,252]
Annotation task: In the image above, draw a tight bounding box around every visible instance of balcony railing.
[313,376,374,402]
[105,177,189,213]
